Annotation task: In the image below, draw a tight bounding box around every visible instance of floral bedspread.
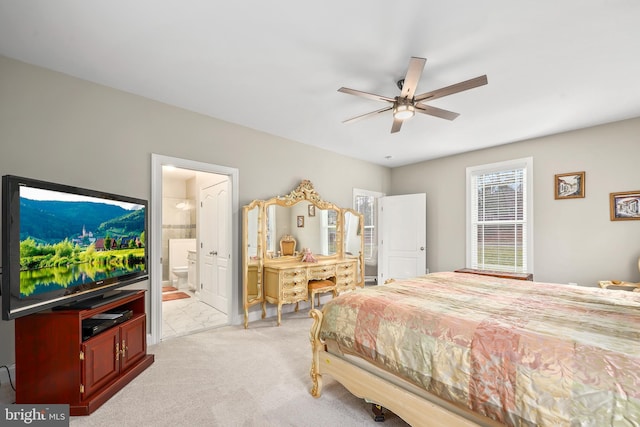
[319,272,640,426]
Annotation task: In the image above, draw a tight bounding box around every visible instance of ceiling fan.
[338,56,488,133]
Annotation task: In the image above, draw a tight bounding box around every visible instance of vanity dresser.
[242,180,364,327]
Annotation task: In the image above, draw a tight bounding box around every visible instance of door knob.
[420,247,425,251]
[210,251,218,256]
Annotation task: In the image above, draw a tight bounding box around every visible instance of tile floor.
[161,288,228,340]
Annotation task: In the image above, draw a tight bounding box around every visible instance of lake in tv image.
[19,186,146,298]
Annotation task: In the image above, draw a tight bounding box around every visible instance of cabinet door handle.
[115,342,120,362]
[121,340,128,358]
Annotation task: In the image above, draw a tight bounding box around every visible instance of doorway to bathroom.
[150,154,239,345]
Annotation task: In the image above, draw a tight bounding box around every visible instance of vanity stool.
[308,279,336,310]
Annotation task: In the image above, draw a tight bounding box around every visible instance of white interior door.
[378,193,426,283]
[199,180,230,313]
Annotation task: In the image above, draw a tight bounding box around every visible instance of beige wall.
[2,53,639,371]
[0,56,391,366]
[391,117,640,285]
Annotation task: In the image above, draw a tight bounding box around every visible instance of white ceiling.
[1,1,639,167]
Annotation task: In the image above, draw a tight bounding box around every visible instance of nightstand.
[598,280,640,292]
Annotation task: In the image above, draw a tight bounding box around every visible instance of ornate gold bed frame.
[309,308,503,427]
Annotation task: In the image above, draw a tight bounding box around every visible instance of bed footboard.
[309,308,324,397]
[309,309,499,427]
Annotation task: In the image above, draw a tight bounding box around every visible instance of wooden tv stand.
[15,289,154,416]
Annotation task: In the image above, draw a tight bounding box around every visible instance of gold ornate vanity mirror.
[265,201,340,259]
[242,180,364,327]
[242,200,265,328]
[343,208,365,288]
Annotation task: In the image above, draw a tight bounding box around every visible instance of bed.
[309,271,640,426]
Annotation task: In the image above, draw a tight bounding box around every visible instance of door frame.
[150,153,239,345]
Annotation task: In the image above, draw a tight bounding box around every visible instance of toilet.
[171,266,189,289]
[168,239,196,290]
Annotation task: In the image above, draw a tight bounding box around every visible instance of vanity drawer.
[336,262,355,274]
[336,270,355,283]
[281,268,307,282]
[282,276,306,289]
[335,262,355,281]
[335,281,355,294]
[308,265,336,280]
[335,261,356,293]
[264,266,304,300]
[335,270,354,283]
[281,283,307,303]
[281,267,307,302]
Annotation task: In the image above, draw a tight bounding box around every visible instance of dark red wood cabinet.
[15,290,154,416]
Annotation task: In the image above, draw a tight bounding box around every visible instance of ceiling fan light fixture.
[393,103,415,120]
[338,56,487,133]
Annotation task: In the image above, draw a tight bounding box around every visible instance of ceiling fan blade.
[415,75,488,102]
[391,117,403,133]
[338,87,395,103]
[400,57,427,99]
[415,103,460,121]
[343,106,393,124]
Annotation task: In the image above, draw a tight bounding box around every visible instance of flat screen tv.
[2,175,149,320]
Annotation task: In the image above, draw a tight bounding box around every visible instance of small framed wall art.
[308,204,315,217]
[554,171,585,199]
[297,215,305,227]
[610,190,640,221]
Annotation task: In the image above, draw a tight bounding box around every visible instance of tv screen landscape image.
[2,175,149,320]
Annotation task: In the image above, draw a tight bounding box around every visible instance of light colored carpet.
[61,310,408,426]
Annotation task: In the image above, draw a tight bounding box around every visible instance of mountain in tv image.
[19,198,146,298]
[20,198,144,244]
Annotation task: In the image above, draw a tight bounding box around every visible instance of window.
[466,157,533,273]
[321,208,338,255]
[353,188,384,263]
[266,204,276,254]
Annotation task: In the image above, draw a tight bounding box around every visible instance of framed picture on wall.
[297,215,304,227]
[308,204,315,217]
[554,171,585,199]
[610,190,640,221]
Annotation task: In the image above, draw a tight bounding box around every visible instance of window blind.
[470,165,528,273]
[353,191,382,262]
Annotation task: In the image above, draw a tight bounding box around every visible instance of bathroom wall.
[162,172,196,282]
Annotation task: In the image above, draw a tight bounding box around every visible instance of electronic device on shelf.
[81,308,134,341]
[53,289,140,311]
[1,174,149,320]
